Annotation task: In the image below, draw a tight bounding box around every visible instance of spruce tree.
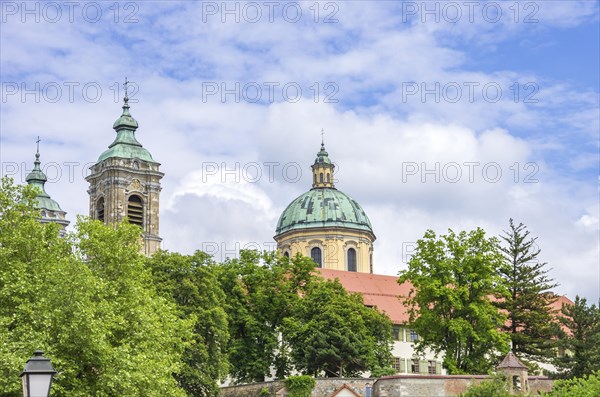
[555,296,600,378]
[498,219,559,364]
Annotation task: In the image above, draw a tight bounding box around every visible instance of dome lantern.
[311,132,335,189]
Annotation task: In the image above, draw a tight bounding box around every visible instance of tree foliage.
[215,251,316,383]
[216,251,393,382]
[398,228,510,374]
[497,219,559,363]
[0,177,192,396]
[543,371,600,397]
[554,296,600,379]
[459,376,511,397]
[283,375,316,397]
[285,278,393,377]
[146,250,229,397]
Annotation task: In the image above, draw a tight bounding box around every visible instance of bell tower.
[86,80,163,256]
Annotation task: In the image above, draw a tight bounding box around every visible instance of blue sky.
[1,1,599,302]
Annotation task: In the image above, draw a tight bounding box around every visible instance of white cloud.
[1,0,598,303]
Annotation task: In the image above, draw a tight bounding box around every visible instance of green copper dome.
[275,187,373,236]
[25,150,64,212]
[97,96,156,163]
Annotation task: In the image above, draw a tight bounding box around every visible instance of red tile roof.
[550,295,574,313]
[318,269,574,329]
[319,269,412,325]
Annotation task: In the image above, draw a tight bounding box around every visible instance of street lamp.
[20,351,56,397]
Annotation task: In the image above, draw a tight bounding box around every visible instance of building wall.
[373,375,553,397]
[276,227,374,273]
[390,327,446,375]
[220,376,553,397]
[221,378,374,397]
[221,380,284,397]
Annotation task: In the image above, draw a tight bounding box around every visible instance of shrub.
[284,375,316,397]
[542,370,600,397]
[460,376,511,397]
[259,386,272,396]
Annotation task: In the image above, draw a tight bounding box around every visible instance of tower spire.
[119,77,133,119]
[26,137,47,190]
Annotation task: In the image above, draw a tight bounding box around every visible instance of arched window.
[127,195,143,227]
[283,251,290,258]
[311,247,322,267]
[513,376,521,391]
[327,173,330,182]
[319,173,324,183]
[314,173,317,184]
[347,248,357,272]
[97,197,105,222]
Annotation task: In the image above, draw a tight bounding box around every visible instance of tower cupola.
[311,138,335,189]
[25,139,70,235]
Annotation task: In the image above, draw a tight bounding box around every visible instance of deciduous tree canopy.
[146,250,229,397]
[399,228,510,374]
[0,177,192,396]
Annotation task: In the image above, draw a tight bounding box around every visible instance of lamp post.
[20,351,56,397]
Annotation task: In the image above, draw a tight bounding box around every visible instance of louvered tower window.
[311,247,322,267]
[347,248,357,272]
[127,195,144,227]
[97,197,105,222]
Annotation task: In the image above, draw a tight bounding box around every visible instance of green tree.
[543,370,600,397]
[146,250,229,397]
[215,251,316,383]
[0,177,192,396]
[497,219,559,364]
[284,375,316,397]
[285,278,393,377]
[554,296,600,378]
[398,228,510,374]
[459,375,511,397]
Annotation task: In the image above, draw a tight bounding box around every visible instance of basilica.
[25,94,571,384]
[24,92,449,377]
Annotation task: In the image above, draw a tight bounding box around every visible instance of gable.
[330,384,361,397]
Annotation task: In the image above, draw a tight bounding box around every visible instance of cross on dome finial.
[123,77,131,103]
[320,128,325,148]
[35,136,41,159]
